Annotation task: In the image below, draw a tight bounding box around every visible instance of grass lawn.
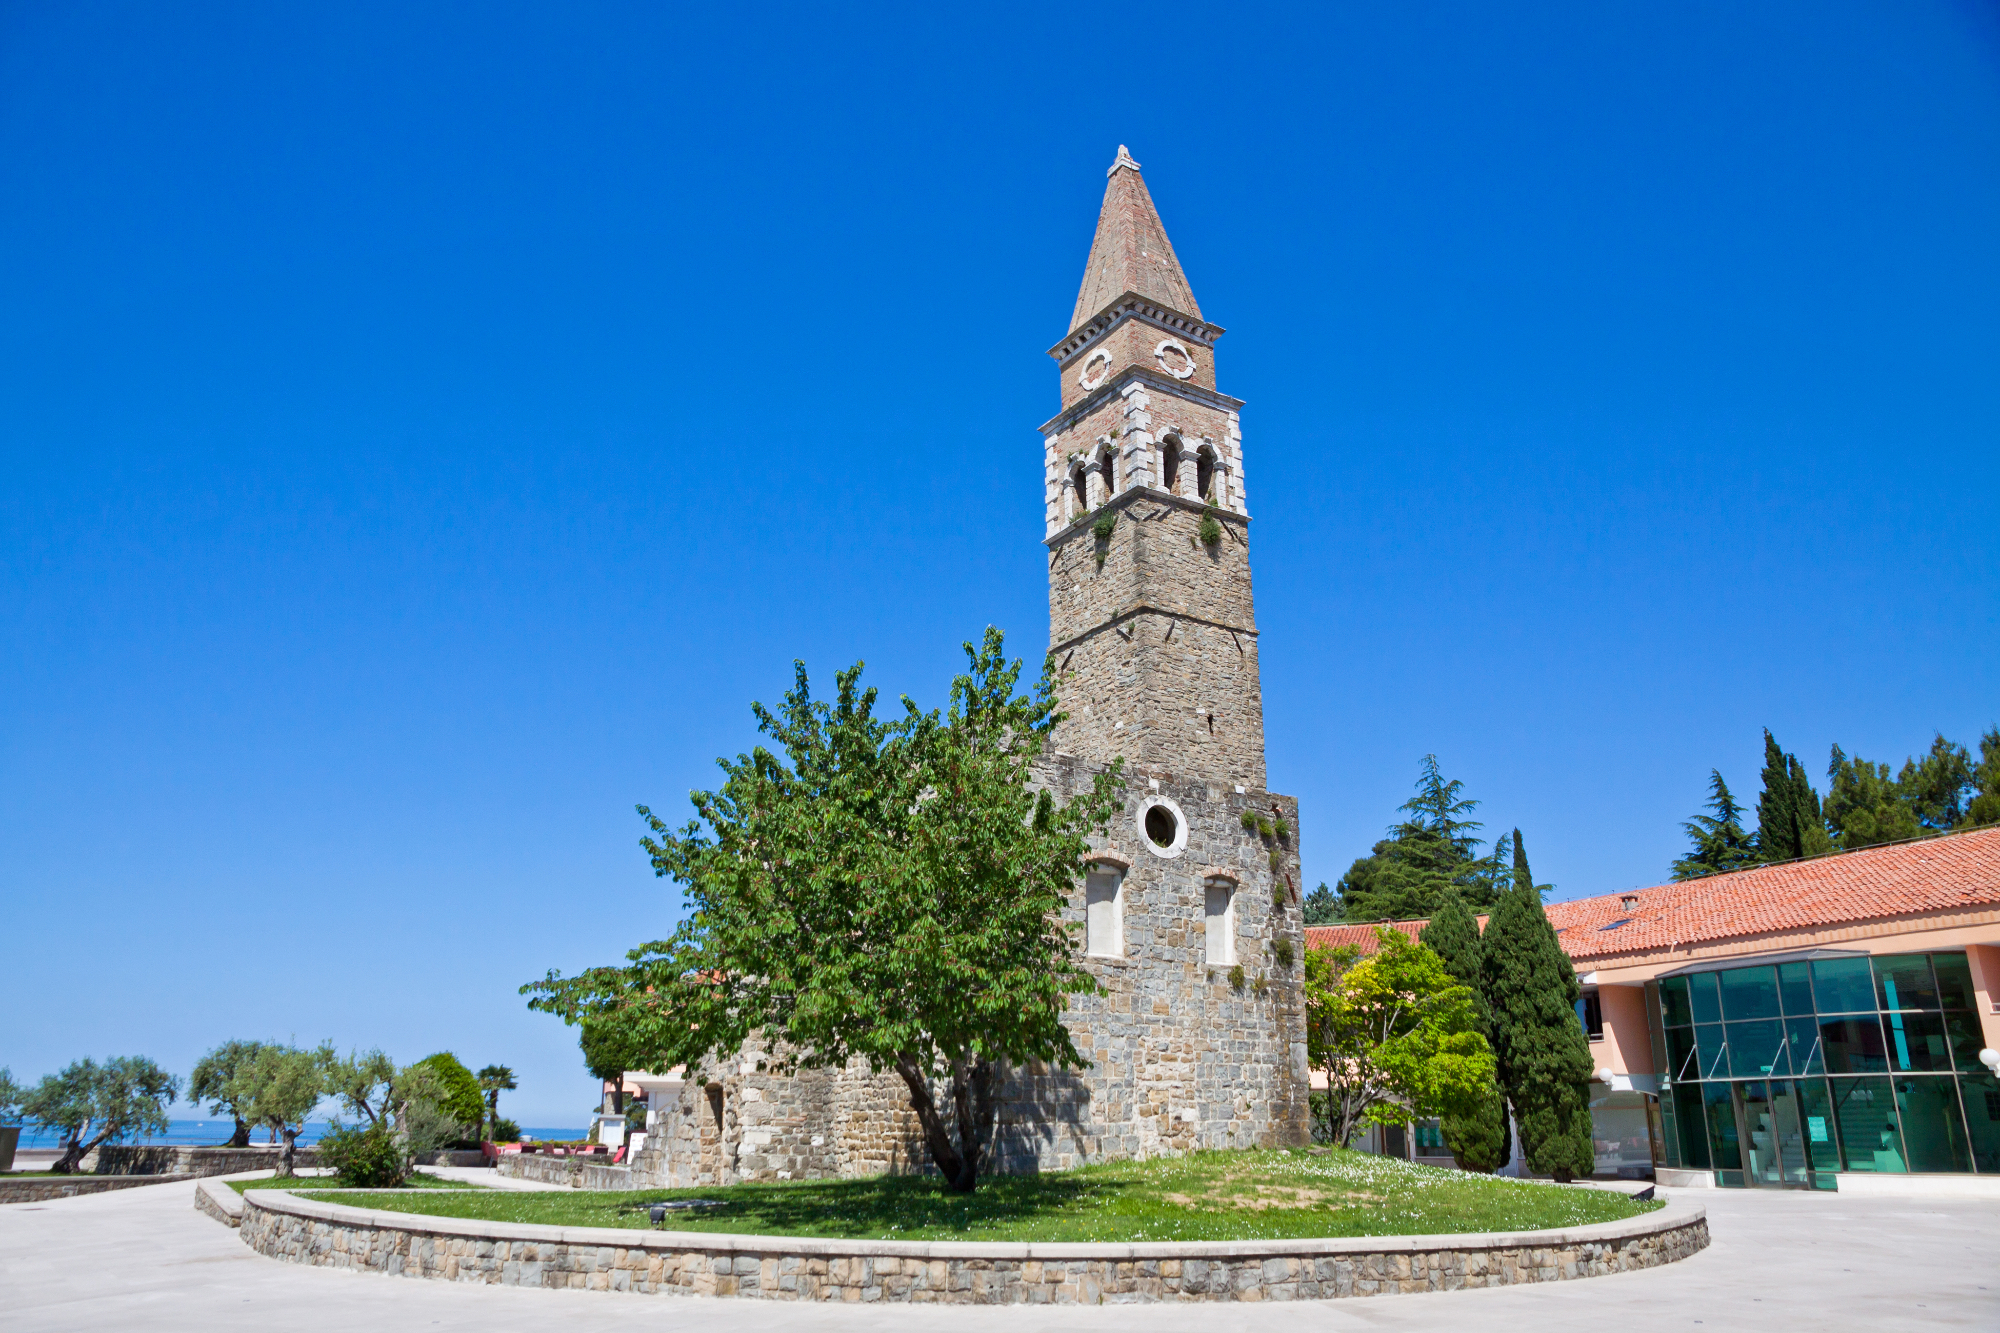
[299,1148,1656,1242]
[233,1171,486,1193]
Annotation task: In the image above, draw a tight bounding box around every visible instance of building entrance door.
[1734,1081,1810,1187]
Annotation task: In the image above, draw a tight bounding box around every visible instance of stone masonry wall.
[235,1189,1711,1304]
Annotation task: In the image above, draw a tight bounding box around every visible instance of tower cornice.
[1047,290,1226,365]
[1037,369,1244,438]
[1042,486,1251,549]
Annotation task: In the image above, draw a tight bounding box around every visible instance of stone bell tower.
[1040,145,1266,790]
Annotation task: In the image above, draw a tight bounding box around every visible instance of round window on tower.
[1137,796,1188,858]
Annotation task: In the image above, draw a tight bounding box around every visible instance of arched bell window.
[1160,434,1181,494]
[1196,445,1217,504]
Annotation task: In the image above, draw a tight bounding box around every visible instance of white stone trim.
[1154,337,1197,380]
[1137,795,1189,858]
[1077,347,1112,391]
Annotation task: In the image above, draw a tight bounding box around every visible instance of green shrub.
[1198,514,1222,547]
[1092,511,1117,542]
[317,1122,410,1187]
[406,1053,484,1129]
[1256,816,1273,838]
[1253,971,1270,996]
[1274,818,1290,843]
[491,1116,521,1142]
[1271,937,1295,969]
[1228,964,1246,992]
[1240,809,1257,832]
[1272,883,1287,911]
[1268,848,1282,870]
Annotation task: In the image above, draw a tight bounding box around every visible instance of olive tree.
[524,629,1123,1192]
[23,1057,180,1174]
[237,1045,330,1177]
[188,1040,269,1147]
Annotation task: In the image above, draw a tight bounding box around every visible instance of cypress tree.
[1481,830,1595,1181]
[1755,729,1800,860]
[1419,890,1508,1171]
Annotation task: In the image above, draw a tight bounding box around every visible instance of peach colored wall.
[1967,944,2000,1052]
[1592,984,1654,1077]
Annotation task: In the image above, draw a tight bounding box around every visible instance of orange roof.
[1304,920,1428,955]
[1546,825,2000,961]
[1299,826,2000,966]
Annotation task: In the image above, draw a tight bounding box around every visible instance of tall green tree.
[1754,730,1833,862]
[1671,771,1760,879]
[187,1040,269,1147]
[406,1053,485,1132]
[23,1057,181,1174]
[1301,881,1341,926]
[1824,746,1922,850]
[1900,733,1975,832]
[476,1065,517,1141]
[1419,890,1509,1171]
[1302,929,1495,1149]
[522,629,1124,1192]
[1482,831,1594,1181]
[237,1044,330,1177]
[1336,756,1510,921]
[1966,726,2000,829]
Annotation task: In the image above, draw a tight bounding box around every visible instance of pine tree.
[1755,730,1832,862]
[1336,756,1509,921]
[1301,881,1341,926]
[1824,745,1922,850]
[1966,727,2000,829]
[1481,830,1594,1181]
[1671,771,1759,880]
[1419,890,1508,1171]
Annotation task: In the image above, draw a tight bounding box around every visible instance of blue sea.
[10,1120,587,1149]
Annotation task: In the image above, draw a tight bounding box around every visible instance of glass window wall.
[1648,951,1993,1186]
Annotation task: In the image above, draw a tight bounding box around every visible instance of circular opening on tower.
[1145,805,1179,849]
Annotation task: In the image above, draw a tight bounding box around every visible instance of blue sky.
[3,3,1995,1123]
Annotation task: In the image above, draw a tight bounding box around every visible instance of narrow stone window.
[1204,877,1236,965]
[1160,435,1181,493]
[1085,865,1123,958]
[1071,462,1089,515]
[1196,445,1217,503]
[1099,446,1119,497]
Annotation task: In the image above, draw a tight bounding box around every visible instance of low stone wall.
[414,1150,489,1169]
[195,1178,246,1228]
[496,1153,633,1190]
[0,1173,194,1204]
[94,1145,319,1177]
[236,1189,1708,1304]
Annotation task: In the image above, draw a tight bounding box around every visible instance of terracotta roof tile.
[1547,826,2000,961]
[1299,827,2000,966]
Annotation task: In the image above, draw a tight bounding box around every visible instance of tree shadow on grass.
[611,1172,1142,1238]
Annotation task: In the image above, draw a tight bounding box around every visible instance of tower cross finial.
[1109,144,1142,177]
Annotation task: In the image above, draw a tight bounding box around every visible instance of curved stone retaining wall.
[1,1173,194,1205]
[237,1189,1707,1304]
[495,1153,632,1190]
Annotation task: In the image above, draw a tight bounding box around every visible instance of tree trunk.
[279,1127,298,1178]
[229,1116,251,1148]
[51,1135,89,1175]
[893,1053,1000,1193]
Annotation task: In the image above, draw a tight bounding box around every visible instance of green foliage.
[1336,756,1514,921]
[1197,513,1222,547]
[521,628,1124,1193]
[0,1067,22,1123]
[1418,892,1509,1171]
[22,1056,180,1174]
[476,1065,518,1140]
[1091,510,1116,542]
[1270,937,1294,969]
[407,1053,485,1130]
[1969,727,2000,829]
[1301,881,1341,926]
[1823,747,1922,850]
[1481,832,1594,1181]
[316,1121,411,1188]
[1271,883,1287,911]
[1255,815,1273,837]
[1302,930,1496,1149]
[322,1048,397,1126]
[238,1044,331,1175]
[1228,964,1245,991]
[1240,808,1257,832]
[1754,730,1834,862]
[188,1040,270,1147]
[1671,771,1761,880]
[1274,818,1289,843]
[490,1115,521,1142]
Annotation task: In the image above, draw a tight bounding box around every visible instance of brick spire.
[1068,146,1203,333]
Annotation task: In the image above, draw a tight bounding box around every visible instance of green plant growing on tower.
[1270,937,1294,969]
[1198,512,1222,548]
[1274,817,1289,843]
[1240,808,1258,832]
[1091,510,1116,542]
[1228,964,1246,992]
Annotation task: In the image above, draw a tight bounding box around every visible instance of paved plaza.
[1,1175,1993,1332]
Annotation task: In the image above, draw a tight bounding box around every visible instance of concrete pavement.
[1,1175,1993,1332]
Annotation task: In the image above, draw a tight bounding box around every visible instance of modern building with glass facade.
[1308,825,2000,1192]
[1550,825,2000,1192]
